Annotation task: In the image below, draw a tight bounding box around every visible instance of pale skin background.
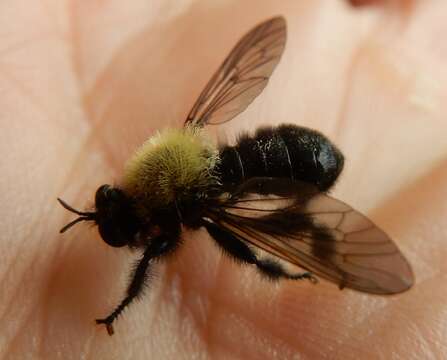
[1,0,447,359]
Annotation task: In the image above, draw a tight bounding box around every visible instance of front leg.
[96,231,180,335]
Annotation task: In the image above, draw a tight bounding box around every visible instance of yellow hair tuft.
[123,127,219,211]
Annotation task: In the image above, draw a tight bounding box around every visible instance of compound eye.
[95,184,112,209]
[98,223,129,248]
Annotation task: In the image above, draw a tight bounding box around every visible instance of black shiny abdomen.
[217,124,344,192]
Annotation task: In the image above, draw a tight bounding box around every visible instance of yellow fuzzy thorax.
[123,127,219,210]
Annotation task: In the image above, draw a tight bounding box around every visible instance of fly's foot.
[302,272,319,284]
[96,317,115,336]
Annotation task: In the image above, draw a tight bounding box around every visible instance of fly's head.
[58,184,141,248]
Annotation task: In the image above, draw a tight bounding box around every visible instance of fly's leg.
[96,231,180,335]
[204,221,317,284]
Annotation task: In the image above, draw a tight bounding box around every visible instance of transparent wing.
[184,16,286,128]
[205,178,414,294]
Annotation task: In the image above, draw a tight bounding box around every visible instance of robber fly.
[58,16,414,335]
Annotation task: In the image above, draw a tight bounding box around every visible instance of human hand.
[1,1,446,358]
